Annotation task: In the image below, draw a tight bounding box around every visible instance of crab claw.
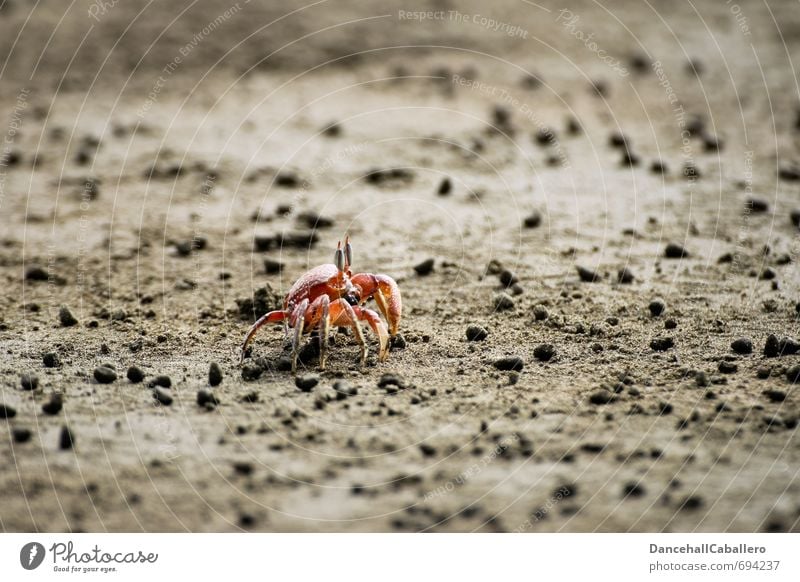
[350,273,402,336]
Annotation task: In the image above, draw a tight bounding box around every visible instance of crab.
[240,236,402,371]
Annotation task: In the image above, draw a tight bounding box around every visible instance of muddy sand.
[1,0,800,532]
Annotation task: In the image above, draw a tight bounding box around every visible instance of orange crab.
[240,236,402,371]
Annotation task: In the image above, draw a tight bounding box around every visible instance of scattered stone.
[378,373,407,390]
[419,443,437,457]
[679,496,704,511]
[746,198,769,213]
[756,367,772,379]
[59,305,78,327]
[242,365,262,381]
[493,357,524,372]
[197,389,219,407]
[13,428,32,443]
[437,177,452,196]
[763,389,786,403]
[622,482,646,498]
[664,243,688,259]
[25,266,49,281]
[648,299,666,317]
[790,209,800,228]
[695,371,709,387]
[764,334,780,357]
[466,325,488,342]
[209,362,223,386]
[499,269,518,287]
[20,374,39,391]
[493,293,515,311]
[149,375,171,388]
[650,159,668,174]
[42,394,63,415]
[523,210,542,228]
[43,352,60,368]
[759,267,776,280]
[589,390,616,405]
[296,211,334,229]
[617,268,634,284]
[59,426,75,450]
[779,162,800,182]
[413,258,435,276]
[730,338,753,355]
[0,404,17,419]
[718,361,737,374]
[576,266,600,282]
[664,319,677,330]
[127,366,144,383]
[533,344,556,362]
[650,337,674,351]
[786,365,800,384]
[295,374,319,392]
[93,366,117,384]
[391,334,407,349]
[152,387,173,406]
[264,259,284,274]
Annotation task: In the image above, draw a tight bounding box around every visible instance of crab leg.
[350,273,402,336]
[329,298,369,366]
[304,295,331,370]
[240,309,287,363]
[290,299,310,372]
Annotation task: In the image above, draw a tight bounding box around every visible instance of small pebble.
[43,352,60,368]
[419,443,437,457]
[533,344,556,361]
[492,356,524,372]
[127,366,144,383]
[197,389,219,407]
[295,374,319,392]
[93,366,117,384]
[746,198,769,213]
[59,426,75,450]
[152,387,173,406]
[664,243,689,259]
[499,269,518,287]
[589,390,615,405]
[650,337,674,351]
[648,299,666,317]
[378,373,407,390]
[149,375,172,388]
[242,365,262,381]
[209,362,223,386]
[42,394,63,415]
[466,325,489,342]
[718,361,737,374]
[264,259,284,274]
[622,482,646,498]
[532,305,549,321]
[786,365,800,384]
[437,177,452,196]
[493,293,515,311]
[0,403,17,419]
[617,268,634,284]
[20,374,39,391]
[763,389,786,403]
[664,319,677,329]
[576,266,600,282]
[59,305,78,326]
[413,258,435,276]
[523,211,542,228]
[13,428,32,443]
[730,338,753,355]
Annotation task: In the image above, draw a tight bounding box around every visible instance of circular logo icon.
[20,542,46,570]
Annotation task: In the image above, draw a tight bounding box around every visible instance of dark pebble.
[617,268,634,284]
[152,387,173,406]
[296,211,334,229]
[264,259,284,274]
[437,177,452,196]
[622,482,646,498]
[523,211,542,228]
[25,266,49,281]
[0,403,17,419]
[779,337,800,355]
[466,325,488,342]
[664,319,677,330]
[419,443,437,457]
[759,267,776,280]
[763,389,786,403]
[609,132,628,148]
[149,375,171,388]
[779,162,800,182]
[20,373,39,391]
[786,365,800,384]
[499,269,518,287]
[648,299,666,317]
[650,337,674,351]
[576,266,600,282]
[746,198,769,213]
[391,334,406,349]
[59,426,75,450]
[764,334,780,357]
[93,366,117,384]
[533,344,556,361]
[679,496,704,511]
[589,390,616,405]
[718,361,737,374]
[59,305,78,326]
[242,365,262,381]
[13,428,32,443]
[209,362,223,386]
[413,258,435,276]
[42,394,63,415]
[730,338,753,355]
[532,305,549,321]
[493,293,515,311]
[43,352,60,368]
[295,374,319,392]
[790,209,800,228]
[650,160,668,174]
[664,243,689,259]
[493,357,524,372]
[378,373,407,390]
[127,366,144,383]
[197,389,219,407]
